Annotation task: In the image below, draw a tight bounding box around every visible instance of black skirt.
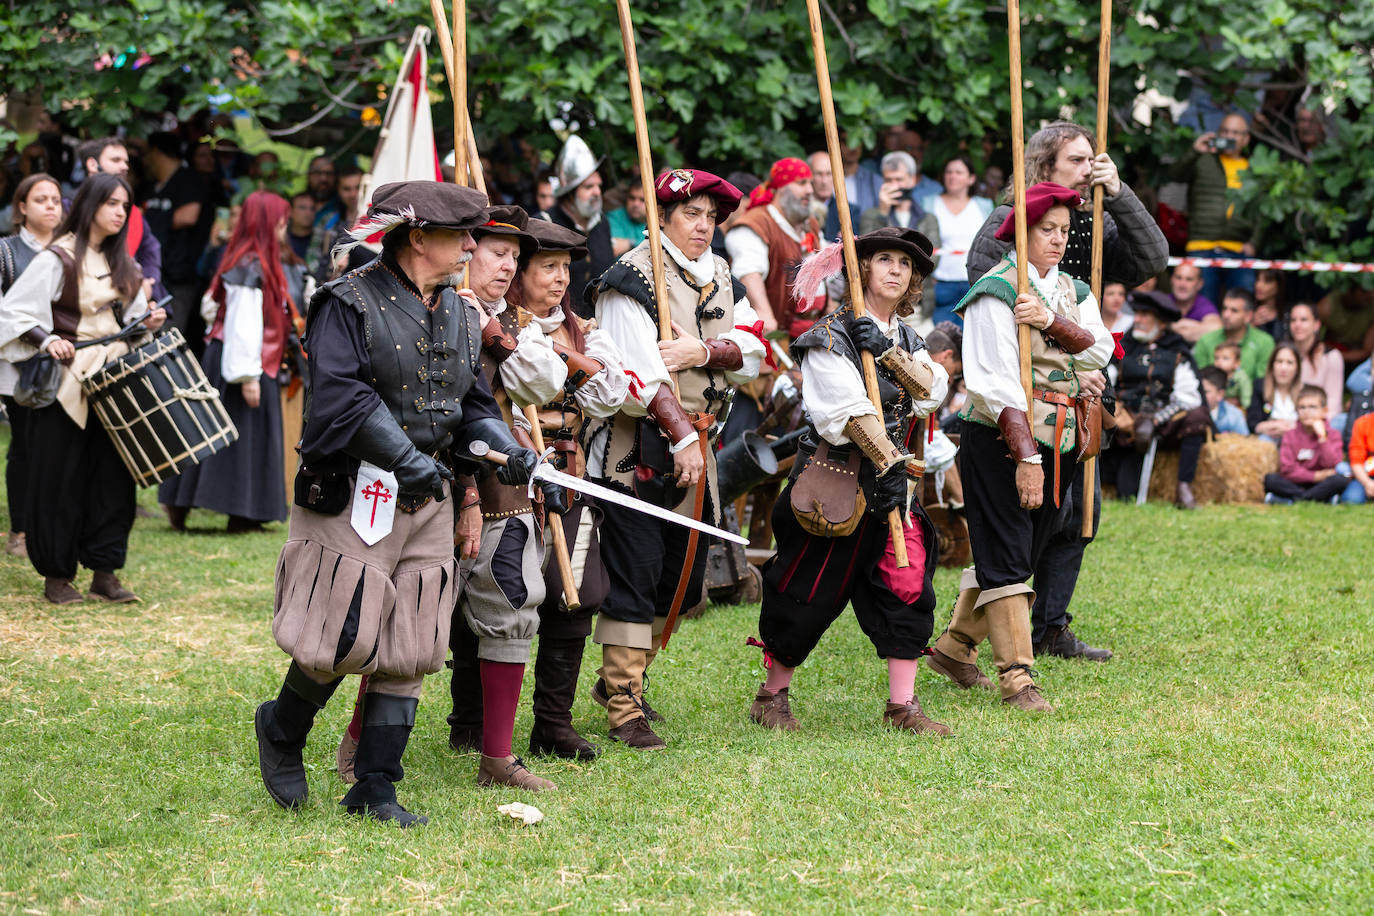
[158,338,287,522]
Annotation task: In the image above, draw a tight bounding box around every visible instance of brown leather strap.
[1032,387,1074,407]
[552,340,604,385]
[701,338,743,370]
[1042,314,1096,353]
[661,424,709,651]
[480,314,518,363]
[1049,404,1066,508]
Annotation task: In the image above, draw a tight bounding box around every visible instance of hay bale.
[1145,433,1278,504]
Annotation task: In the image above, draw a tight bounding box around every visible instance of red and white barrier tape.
[1167,255,1374,274]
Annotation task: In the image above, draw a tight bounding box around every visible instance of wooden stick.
[805,0,907,567]
[1008,0,1033,410]
[614,0,671,352]
[1083,0,1112,538]
[451,0,468,182]
[427,1,487,193]
[524,406,581,610]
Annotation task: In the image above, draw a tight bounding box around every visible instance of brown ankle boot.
[44,577,83,605]
[476,754,556,791]
[1003,684,1053,712]
[749,686,800,731]
[608,716,667,750]
[591,676,664,722]
[89,571,138,603]
[336,729,358,784]
[925,649,994,690]
[884,699,952,736]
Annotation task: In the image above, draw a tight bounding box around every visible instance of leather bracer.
[552,340,605,389]
[481,315,519,363]
[876,346,935,400]
[701,338,743,371]
[1042,314,1096,354]
[996,406,1037,461]
[646,384,696,445]
[843,412,910,477]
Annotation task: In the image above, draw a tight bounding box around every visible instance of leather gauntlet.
[646,384,696,445]
[876,347,934,400]
[844,412,910,477]
[996,406,1037,461]
[701,338,743,371]
[481,315,519,363]
[552,341,605,389]
[1041,314,1096,354]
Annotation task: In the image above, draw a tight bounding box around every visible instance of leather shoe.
[1175,481,1197,510]
[749,686,800,731]
[925,649,994,691]
[345,801,428,828]
[255,702,308,809]
[608,716,667,750]
[336,729,358,784]
[44,577,83,605]
[1003,684,1054,712]
[1034,625,1112,661]
[89,571,138,603]
[883,699,952,736]
[591,677,663,722]
[477,754,556,791]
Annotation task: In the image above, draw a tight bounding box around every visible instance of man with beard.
[311,163,364,280]
[725,157,824,338]
[545,136,615,314]
[74,136,164,302]
[961,121,1167,663]
[253,181,540,827]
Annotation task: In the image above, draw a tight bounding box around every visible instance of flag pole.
[805,0,908,567]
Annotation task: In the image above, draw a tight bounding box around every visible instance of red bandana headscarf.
[747,157,813,210]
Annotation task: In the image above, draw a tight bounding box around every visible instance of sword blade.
[1136,437,1158,507]
[533,465,749,546]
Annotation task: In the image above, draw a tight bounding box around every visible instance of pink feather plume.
[792,241,845,306]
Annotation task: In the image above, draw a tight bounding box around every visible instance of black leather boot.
[529,636,599,760]
[342,693,427,828]
[447,616,483,752]
[1034,625,1113,661]
[256,663,341,809]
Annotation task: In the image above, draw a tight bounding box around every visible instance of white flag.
[351,462,399,546]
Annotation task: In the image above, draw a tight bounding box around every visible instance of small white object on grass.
[497,802,544,826]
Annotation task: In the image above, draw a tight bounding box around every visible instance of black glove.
[498,447,540,487]
[540,480,569,516]
[847,315,893,357]
[870,466,909,514]
[347,403,452,500]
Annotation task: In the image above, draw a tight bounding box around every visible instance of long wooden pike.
[805,0,908,567]
[1083,0,1112,538]
[1008,0,1033,410]
[427,0,487,191]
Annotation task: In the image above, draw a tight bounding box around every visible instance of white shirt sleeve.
[499,322,569,409]
[724,226,769,281]
[574,326,631,420]
[717,293,766,385]
[802,346,878,445]
[0,250,62,360]
[1157,360,1202,420]
[221,282,264,383]
[1068,290,1114,372]
[594,289,670,415]
[962,293,1028,420]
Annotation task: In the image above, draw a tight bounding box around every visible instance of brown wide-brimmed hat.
[855,226,936,277]
[525,217,589,262]
[1128,290,1183,323]
[472,204,538,258]
[366,180,490,233]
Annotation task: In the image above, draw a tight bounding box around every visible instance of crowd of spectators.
[2,98,1371,519]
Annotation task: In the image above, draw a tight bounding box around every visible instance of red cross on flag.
[352,462,399,545]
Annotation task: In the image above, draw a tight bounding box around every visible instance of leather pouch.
[1075,396,1103,461]
[294,467,352,515]
[790,441,866,537]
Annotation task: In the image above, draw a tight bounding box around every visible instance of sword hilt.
[468,441,555,499]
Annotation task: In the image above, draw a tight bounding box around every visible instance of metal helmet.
[551,135,604,199]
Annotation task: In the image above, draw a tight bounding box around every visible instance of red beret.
[654,168,743,224]
[994,182,1083,241]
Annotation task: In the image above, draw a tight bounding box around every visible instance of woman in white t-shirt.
[1250,342,1303,442]
[917,156,993,329]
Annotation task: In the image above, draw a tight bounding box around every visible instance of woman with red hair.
[161,190,295,532]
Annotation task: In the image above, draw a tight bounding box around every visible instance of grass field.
[2,432,1372,913]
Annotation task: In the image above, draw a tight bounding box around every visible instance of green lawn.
[2,430,1371,913]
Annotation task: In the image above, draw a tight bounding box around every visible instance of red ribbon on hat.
[748,157,813,210]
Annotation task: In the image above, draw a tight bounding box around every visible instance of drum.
[81,328,239,487]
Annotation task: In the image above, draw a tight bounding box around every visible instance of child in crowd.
[1263,385,1350,504]
[1200,367,1249,435]
[1343,410,1374,504]
[1212,341,1252,410]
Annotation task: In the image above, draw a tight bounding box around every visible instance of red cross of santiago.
[362,479,393,527]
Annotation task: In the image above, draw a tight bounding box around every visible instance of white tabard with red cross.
[351,462,398,546]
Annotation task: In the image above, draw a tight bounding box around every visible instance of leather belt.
[1032,387,1076,508]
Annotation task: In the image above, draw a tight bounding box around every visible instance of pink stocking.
[763,663,796,695]
[887,658,918,706]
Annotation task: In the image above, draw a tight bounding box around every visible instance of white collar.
[18,226,45,252]
[662,234,717,285]
[530,306,564,334]
[767,204,804,243]
[1006,252,1067,309]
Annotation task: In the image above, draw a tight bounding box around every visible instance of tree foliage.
[3,0,1372,263]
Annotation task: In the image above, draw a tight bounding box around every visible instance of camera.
[1212,136,1237,153]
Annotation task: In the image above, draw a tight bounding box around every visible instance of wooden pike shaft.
[1008,0,1033,410]
[1083,0,1112,538]
[525,406,581,610]
[427,0,485,192]
[805,0,908,567]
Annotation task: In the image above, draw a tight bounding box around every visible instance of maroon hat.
[654,168,743,224]
[993,182,1083,241]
